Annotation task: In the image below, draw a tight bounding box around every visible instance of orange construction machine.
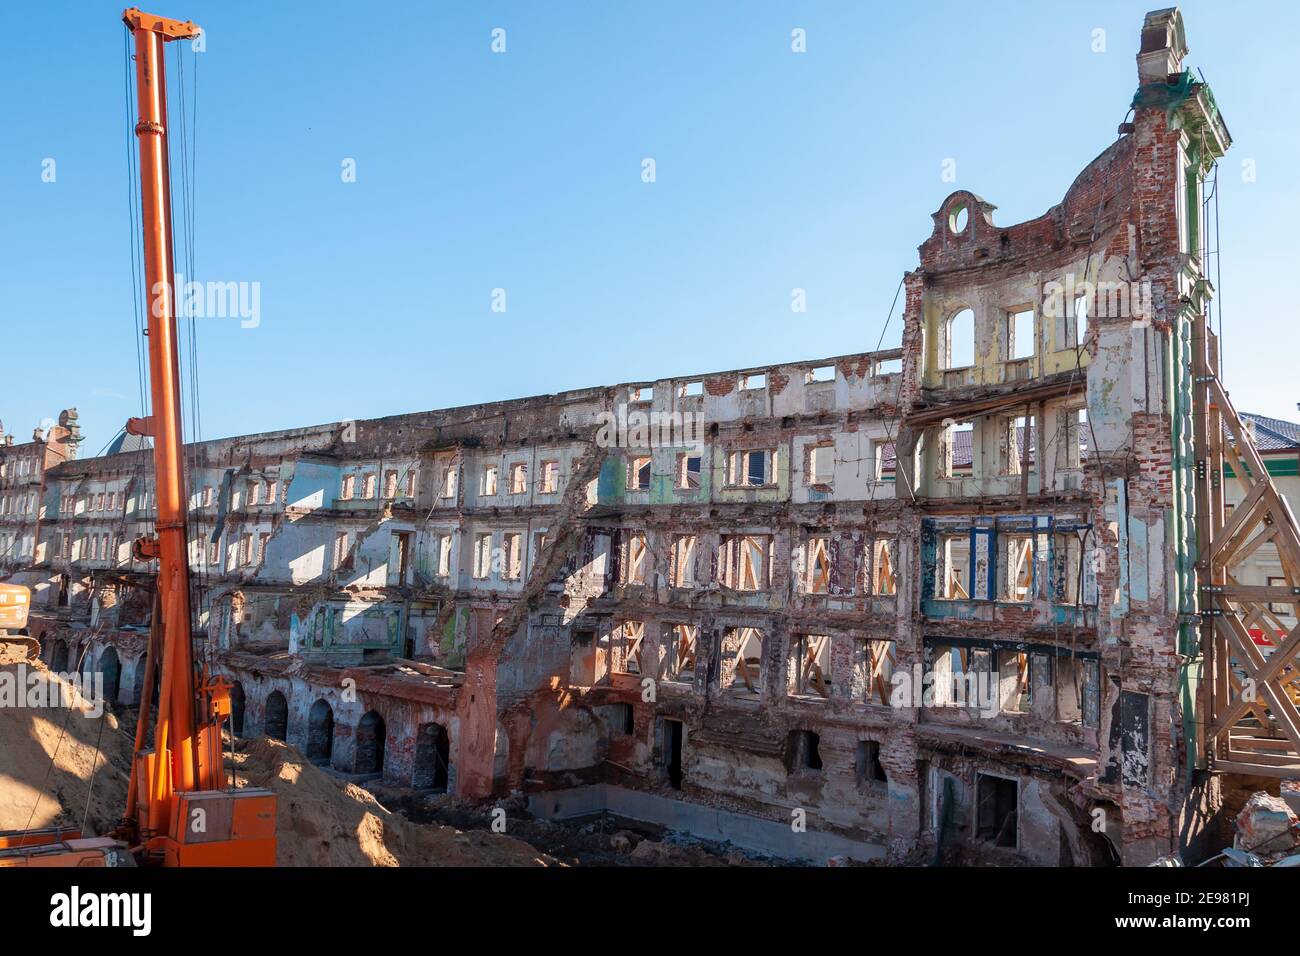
[0,9,277,867]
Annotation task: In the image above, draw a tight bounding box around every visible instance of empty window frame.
[439,466,458,499]
[1062,407,1088,469]
[785,730,822,773]
[727,449,774,487]
[870,538,897,596]
[996,649,1031,713]
[618,620,645,674]
[740,373,766,391]
[789,634,831,698]
[383,470,398,498]
[669,534,697,587]
[436,534,453,576]
[717,534,772,591]
[805,535,831,594]
[508,462,528,495]
[936,533,970,599]
[362,473,377,499]
[1053,531,1092,605]
[807,443,834,486]
[938,423,972,479]
[676,452,701,490]
[623,532,649,585]
[659,624,698,683]
[720,627,763,696]
[239,533,254,567]
[629,385,653,403]
[481,465,498,497]
[629,456,652,491]
[472,532,492,579]
[944,308,975,370]
[856,739,887,786]
[538,460,560,494]
[678,380,703,397]
[340,475,356,500]
[502,532,523,580]
[806,365,834,383]
[975,774,1019,848]
[1072,293,1089,348]
[1007,308,1035,360]
[858,639,896,705]
[1002,414,1035,475]
[1000,534,1034,602]
[334,532,351,570]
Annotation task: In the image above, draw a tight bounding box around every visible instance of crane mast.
[122,4,208,832]
[116,7,277,866]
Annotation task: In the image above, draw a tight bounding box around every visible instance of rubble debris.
[1233,792,1299,858]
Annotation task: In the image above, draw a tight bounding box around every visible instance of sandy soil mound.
[1,660,555,866]
[0,660,133,836]
[233,737,557,867]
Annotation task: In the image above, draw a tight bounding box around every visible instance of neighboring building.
[7,10,1278,865]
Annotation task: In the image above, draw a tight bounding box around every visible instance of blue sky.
[2,0,1296,451]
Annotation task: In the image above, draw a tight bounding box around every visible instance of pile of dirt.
[0,659,134,837]
[232,737,557,867]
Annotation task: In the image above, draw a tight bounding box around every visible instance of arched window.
[306,699,334,764]
[945,308,975,369]
[355,711,385,776]
[264,690,288,741]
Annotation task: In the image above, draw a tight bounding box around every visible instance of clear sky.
[2,0,1296,452]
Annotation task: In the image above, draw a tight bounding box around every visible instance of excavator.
[0,9,277,867]
[0,583,37,661]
